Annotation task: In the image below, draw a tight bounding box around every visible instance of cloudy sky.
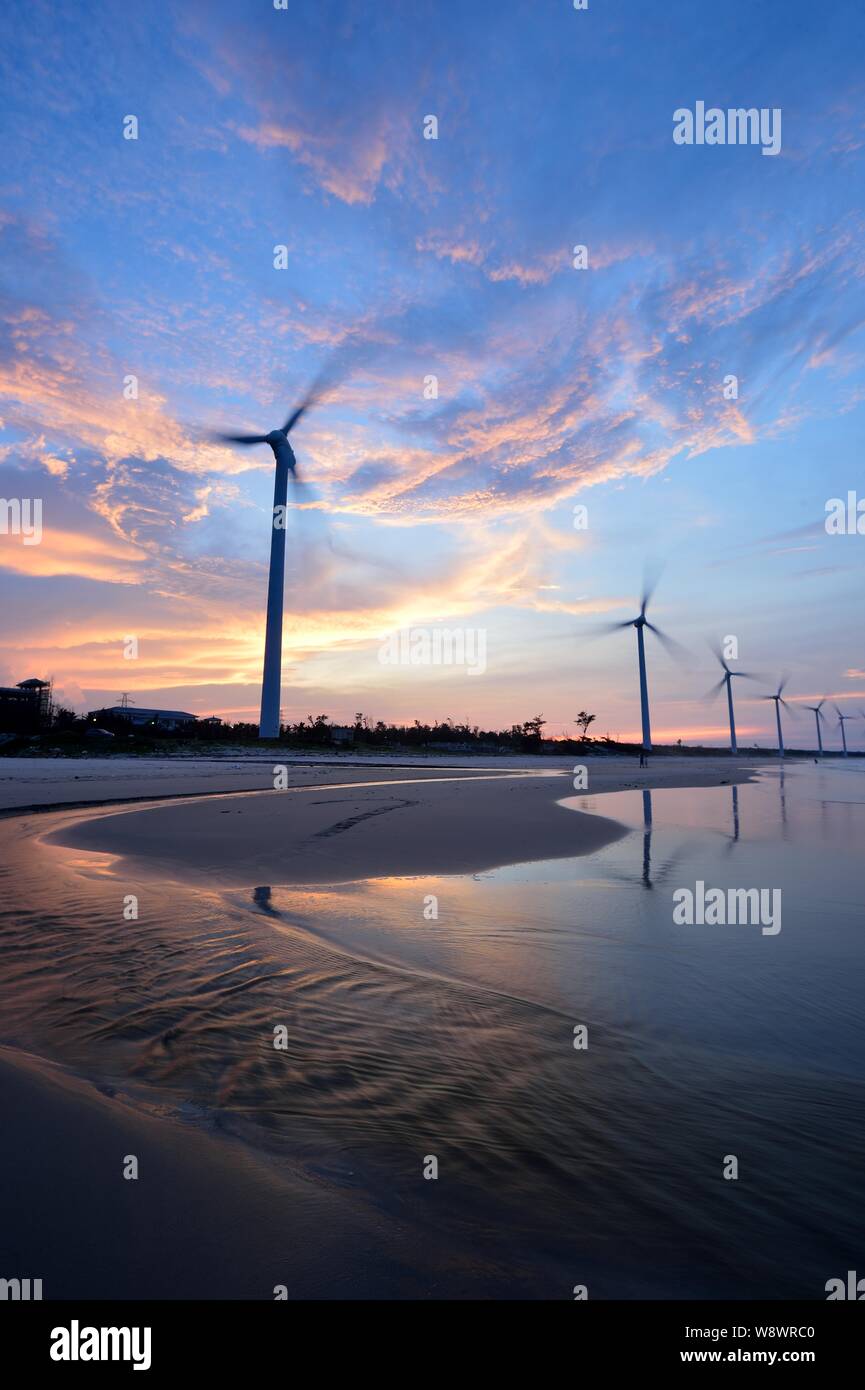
[1,0,864,745]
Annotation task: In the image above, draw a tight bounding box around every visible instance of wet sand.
[40,756,757,887]
[0,1047,480,1299]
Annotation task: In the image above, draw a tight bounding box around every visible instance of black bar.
[3,1299,859,1375]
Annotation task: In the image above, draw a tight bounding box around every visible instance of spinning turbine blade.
[282,357,344,434]
[214,432,270,445]
[645,621,688,662]
[640,560,663,614]
[595,618,638,635]
[288,467,321,508]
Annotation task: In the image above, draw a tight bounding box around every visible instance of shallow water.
[1,763,863,1298]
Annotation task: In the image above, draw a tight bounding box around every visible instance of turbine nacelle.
[705,643,757,699]
[761,675,791,708]
[804,699,827,720]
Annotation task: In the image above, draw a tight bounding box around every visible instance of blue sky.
[0,0,863,745]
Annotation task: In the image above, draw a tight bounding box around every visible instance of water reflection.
[641,788,652,887]
[591,786,691,891]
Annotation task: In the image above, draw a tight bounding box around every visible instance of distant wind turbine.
[705,644,757,755]
[835,705,854,757]
[596,573,683,753]
[212,370,332,740]
[761,677,792,758]
[803,698,827,756]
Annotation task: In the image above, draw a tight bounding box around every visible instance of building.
[92,705,197,732]
[0,678,51,732]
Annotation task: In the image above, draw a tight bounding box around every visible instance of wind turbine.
[596,575,682,754]
[761,677,792,758]
[705,645,757,755]
[212,374,330,740]
[803,698,827,756]
[834,705,854,757]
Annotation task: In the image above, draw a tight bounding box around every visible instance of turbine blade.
[640,560,663,614]
[707,637,730,673]
[283,402,311,434]
[592,619,637,636]
[288,468,320,508]
[704,677,727,699]
[282,357,342,434]
[212,432,269,446]
[645,621,688,662]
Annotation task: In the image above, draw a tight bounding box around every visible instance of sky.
[1,0,864,747]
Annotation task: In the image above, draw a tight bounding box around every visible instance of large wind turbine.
[803,698,827,756]
[761,677,792,757]
[597,576,682,753]
[835,706,854,757]
[706,645,757,755]
[213,376,328,739]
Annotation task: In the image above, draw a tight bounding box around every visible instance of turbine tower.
[803,698,827,756]
[761,677,791,758]
[835,705,854,757]
[597,574,682,753]
[706,645,756,755]
[212,375,329,739]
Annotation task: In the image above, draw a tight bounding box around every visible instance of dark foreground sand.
[0,1047,488,1299]
[43,757,757,887]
